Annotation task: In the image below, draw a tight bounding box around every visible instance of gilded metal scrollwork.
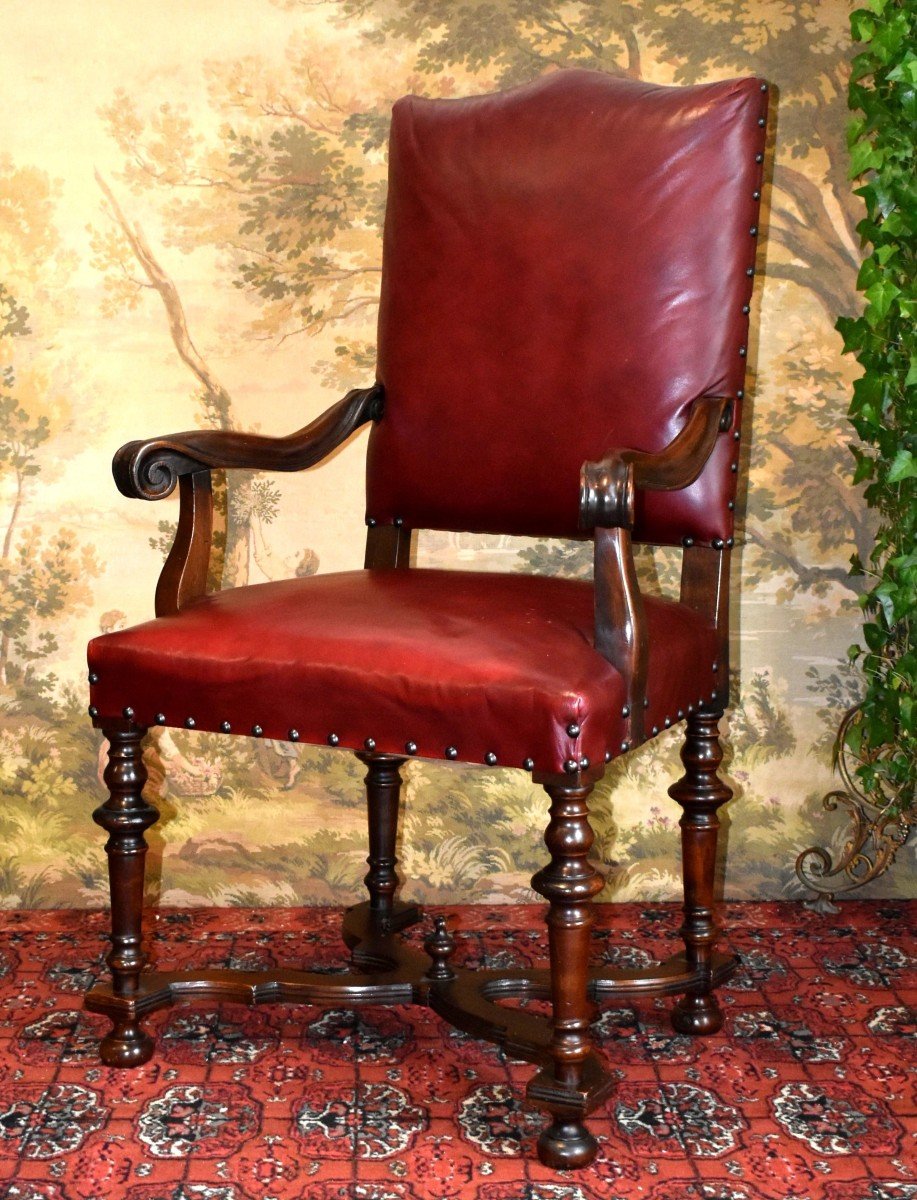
[796,705,914,911]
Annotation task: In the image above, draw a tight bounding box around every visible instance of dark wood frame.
[88,385,737,1169]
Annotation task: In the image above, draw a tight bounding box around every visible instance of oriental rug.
[0,901,913,1200]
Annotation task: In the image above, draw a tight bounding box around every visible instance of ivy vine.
[837,0,916,820]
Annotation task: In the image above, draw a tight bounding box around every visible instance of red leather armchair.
[86,69,768,1169]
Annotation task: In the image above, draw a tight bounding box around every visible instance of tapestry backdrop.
[2,0,912,908]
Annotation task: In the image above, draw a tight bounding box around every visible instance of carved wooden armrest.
[112,384,383,616]
[113,384,384,500]
[578,395,732,532]
[578,395,732,746]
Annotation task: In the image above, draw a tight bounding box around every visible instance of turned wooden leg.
[92,727,159,1067]
[356,752,407,930]
[668,709,732,1035]
[529,778,605,1169]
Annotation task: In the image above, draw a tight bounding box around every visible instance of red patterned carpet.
[0,900,913,1200]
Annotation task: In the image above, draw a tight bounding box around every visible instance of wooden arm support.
[578,395,732,746]
[578,395,732,532]
[113,384,384,616]
[113,384,384,501]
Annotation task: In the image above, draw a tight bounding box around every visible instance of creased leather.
[368,69,767,544]
[89,570,719,774]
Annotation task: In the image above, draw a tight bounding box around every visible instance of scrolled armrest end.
[113,440,206,502]
[579,455,634,531]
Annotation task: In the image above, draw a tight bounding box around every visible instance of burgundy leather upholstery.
[89,571,718,775]
[369,69,767,545]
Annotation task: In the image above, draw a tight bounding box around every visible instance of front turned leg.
[529,779,606,1169]
[92,727,159,1066]
[668,709,732,1035]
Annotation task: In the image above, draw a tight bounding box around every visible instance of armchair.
[86,69,768,1169]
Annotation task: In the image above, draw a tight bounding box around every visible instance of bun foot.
[100,1020,154,1068]
[537,1119,598,1169]
[672,992,723,1036]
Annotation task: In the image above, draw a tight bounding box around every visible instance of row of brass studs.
[88,700,719,774]
[725,86,768,515]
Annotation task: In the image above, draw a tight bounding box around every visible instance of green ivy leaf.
[851,445,876,483]
[887,448,917,482]
[872,581,896,625]
[850,9,877,42]
[848,140,884,177]
[863,622,887,651]
[865,278,901,322]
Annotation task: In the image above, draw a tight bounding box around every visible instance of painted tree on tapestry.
[0,160,100,706]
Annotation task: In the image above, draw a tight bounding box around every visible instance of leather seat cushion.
[88,569,719,775]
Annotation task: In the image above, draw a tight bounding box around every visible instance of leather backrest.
[367,69,767,545]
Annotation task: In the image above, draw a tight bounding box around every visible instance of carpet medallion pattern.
[0,901,913,1199]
